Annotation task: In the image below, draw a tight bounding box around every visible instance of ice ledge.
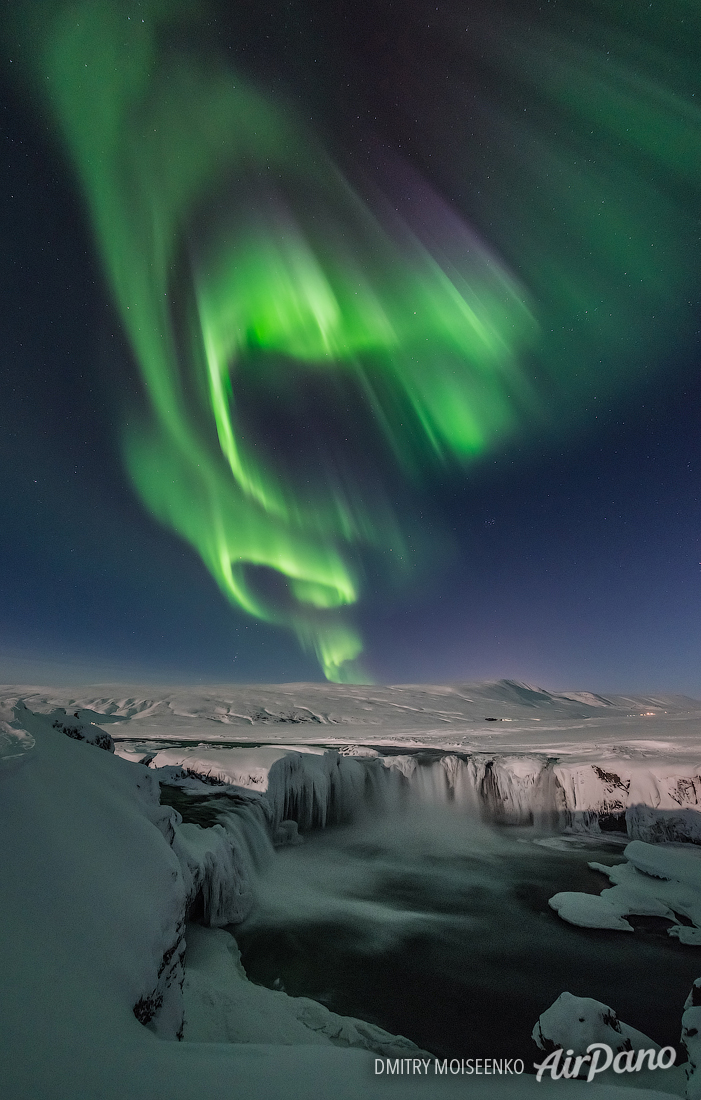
[550,840,701,943]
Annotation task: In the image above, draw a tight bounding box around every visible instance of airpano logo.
[533,1043,676,1083]
[374,1057,525,1076]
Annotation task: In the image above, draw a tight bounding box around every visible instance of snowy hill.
[0,680,698,752]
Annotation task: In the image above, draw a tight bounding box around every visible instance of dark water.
[233,806,698,1065]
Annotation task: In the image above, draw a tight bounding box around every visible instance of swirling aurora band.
[25,0,538,680]
[18,0,701,679]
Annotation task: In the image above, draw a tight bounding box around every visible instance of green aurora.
[16,0,701,680]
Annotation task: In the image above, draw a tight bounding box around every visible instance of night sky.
[1,0,701,691]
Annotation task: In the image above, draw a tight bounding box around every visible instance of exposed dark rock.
[51,717,115,752]
[592,766,630,792]
[133,991,163,1027]
[133,923,186,1038]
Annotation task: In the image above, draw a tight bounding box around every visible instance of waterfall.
[266,751,405,829]
[381,752,558,826]
[162,746,701,934]
[173,799,275,926]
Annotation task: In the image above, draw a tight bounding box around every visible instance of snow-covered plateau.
[1,680,699,1099]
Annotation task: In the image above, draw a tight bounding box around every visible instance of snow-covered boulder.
[681,978,701,1099]
[533,992,659,1058]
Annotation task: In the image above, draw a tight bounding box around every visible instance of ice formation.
[173,801,273,926]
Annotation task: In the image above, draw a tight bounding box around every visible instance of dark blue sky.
[1,0,700,691]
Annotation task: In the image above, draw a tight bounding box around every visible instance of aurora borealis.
[1,0,701,688]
